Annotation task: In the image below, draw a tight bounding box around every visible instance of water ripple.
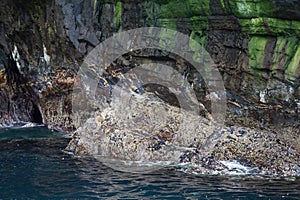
[0,128,299,199]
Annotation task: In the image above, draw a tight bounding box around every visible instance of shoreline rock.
[66,93,300,176]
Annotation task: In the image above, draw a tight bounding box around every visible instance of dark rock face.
[0,0,299,131]
[0,53,43,125]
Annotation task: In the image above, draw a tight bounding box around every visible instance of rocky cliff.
[0,0,299,132]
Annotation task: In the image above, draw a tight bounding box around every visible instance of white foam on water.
[219,160,260,175]
[1,122,45,129]
[21,122,45,128]
[94,156,175,173]
[175,160,263,176]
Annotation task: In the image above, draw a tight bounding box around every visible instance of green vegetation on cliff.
[272,37,288,73]
[248,36,267,70]
[248,36,269,88]
[154,0,211,18]
[248,35,300,83]
[189,16,208,31]
[113,0,122,32]
[285,41,300,81]
[144,0,300,83]
[229,0,274,18]
[271,37,300,81]
[239,18,300,36]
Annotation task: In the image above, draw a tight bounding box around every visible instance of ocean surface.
[0,126,299,199]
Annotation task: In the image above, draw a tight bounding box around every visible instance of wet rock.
[66,93,299,176]
[0,0,299,175]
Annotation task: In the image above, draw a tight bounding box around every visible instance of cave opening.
[32,104,43,124]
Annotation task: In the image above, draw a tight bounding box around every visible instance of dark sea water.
[0,126,299,199]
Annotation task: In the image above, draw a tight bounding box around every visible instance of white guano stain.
[43,44,51,64]
[259,90,266,103]
[12,45,21,72]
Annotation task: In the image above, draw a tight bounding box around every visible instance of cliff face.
[0,0,299,130]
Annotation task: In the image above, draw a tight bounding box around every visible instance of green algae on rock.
[239,18,300,36]
[228,0,275,18]
[154,0,211,18]
[113,0,122,32]
[285,43,300,81]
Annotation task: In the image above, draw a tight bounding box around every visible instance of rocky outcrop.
[0,0,299,175]
[66,92,300,175]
